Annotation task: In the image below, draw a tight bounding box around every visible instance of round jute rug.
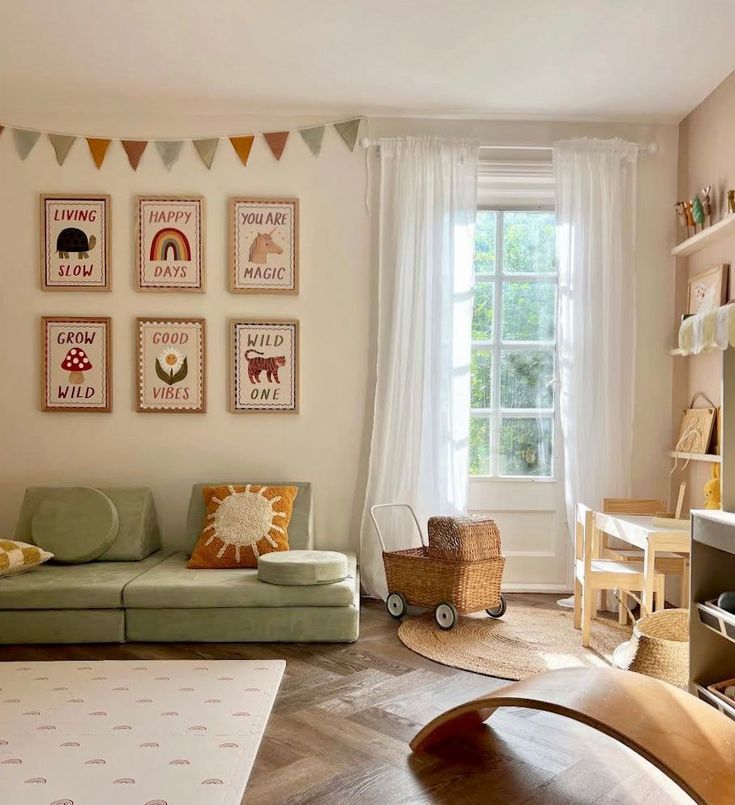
[397,602,632,680]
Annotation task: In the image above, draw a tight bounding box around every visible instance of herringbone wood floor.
[0,596,690,804]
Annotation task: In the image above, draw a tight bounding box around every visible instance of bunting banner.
[0,118,362,170]
[121,140,147,170]
[48,134,75,166]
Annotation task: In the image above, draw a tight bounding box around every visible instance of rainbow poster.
[136,196,205,291]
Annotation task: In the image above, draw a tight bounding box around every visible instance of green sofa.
[0,483,359,644]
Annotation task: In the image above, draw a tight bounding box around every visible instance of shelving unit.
[668,451,721,463]
[671,213,735,257]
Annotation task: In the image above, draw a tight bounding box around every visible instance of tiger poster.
[135,196,205,291]
[229,198,299,294]
[230,319,299,413]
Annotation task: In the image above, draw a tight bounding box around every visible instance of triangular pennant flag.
[86,138,111,169]
[194,138,219,169]
[48,134,76,166]
[334,119,361,151]
[156,140,183,170]
[300,126,325,157]
[13,129,40,160]
[229,135,254,167]
[121,140,147,170]
[263,131,289,161]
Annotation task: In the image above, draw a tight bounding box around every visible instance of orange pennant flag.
[230,136,254,167]
[263,131,289,161]
[121,140,147,170]
[87,138,111,169]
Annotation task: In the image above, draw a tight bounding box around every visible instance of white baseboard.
[502,583,572,593]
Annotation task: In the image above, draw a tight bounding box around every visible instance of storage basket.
[427,515,501,562]
[612,595,689,689]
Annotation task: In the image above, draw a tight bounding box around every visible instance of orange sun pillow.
[187,484,298,569]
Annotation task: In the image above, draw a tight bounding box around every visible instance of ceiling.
[0,0,733,134]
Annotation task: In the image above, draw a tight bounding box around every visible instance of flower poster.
[41,194,111,290]
[230,320,298,413]
[229,198,298,294]
[42,317,111,412]
[135,196,205,291]
[136,318,206,413]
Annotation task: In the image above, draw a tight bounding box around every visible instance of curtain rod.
[359,137,658,154]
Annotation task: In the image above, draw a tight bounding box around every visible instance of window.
[470,209,557,478]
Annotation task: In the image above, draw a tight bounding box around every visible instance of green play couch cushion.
[123,552,356,609]
[258,550,348,585]
[0,551,167,609]
[31,487,119,563]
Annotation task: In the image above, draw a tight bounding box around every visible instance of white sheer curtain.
[360,137,478,599]
[553,137,639,539]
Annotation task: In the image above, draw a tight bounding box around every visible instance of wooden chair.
[601,498,690,612]
[574,503,665,646]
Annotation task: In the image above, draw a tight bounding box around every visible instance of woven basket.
[427,515,501,562]
[612,606,689,689]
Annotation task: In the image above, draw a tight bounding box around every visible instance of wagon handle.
[369,503,426,552]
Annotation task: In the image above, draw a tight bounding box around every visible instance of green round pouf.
[31,487,119,564]
[258,550,348,586]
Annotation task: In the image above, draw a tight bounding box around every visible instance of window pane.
[503,211,556,274]
[471,350,492,409]
[499,416,553,477]
[501,350,554,409]
[472,282,494,340]
[470,417,491,476]
[474,211,497,274]
[501,281,556,342]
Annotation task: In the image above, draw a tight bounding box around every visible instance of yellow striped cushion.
[0,539,53,578]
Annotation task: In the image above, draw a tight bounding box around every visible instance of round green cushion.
[31,487,119,564]
[258,550,348,586]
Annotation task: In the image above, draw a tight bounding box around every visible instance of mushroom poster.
[230,319,299,413]
[42,317,111,412]
[136,318,206,413]
[40,194,110,290]
[135,196,205,292]
[229,198,299,294]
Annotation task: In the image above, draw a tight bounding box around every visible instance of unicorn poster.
[136,196,205,291]
[229,198,299,294]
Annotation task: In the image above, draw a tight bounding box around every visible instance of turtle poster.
[42,317,111,412]
[136,318,206,413]
[40,194,110,290]
[230,319,298,413]
[136,196,205,291]
[229,198,299,294]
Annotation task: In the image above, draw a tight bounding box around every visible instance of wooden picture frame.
[135,318,206,413]
[135,195,206,292]
[40,194,111,291]
[229,319,299,413]
[41,316,112,412]
[229,198,299,294]
[687,264,728,315]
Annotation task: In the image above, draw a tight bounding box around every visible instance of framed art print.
[42,317,111,412]
[40,194,111,291]
[229,198,298,294]
[136,317,206,413]
[687,263,728,315]
[230,319,299,413]
[135,196,205,292]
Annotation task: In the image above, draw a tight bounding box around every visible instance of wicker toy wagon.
[370,503,506,630]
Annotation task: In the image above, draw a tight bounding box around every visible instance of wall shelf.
[668,451,721,463]
[672,213,735,257]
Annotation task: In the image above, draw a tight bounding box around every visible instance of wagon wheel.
[434,602,458,630]
[386,592,407,619]
[486,594,507,619]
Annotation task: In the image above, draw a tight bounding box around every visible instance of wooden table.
[593,512,691,613]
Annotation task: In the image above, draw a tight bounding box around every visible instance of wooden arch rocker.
[410,668,735,805]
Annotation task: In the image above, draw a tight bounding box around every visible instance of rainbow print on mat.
[149,227,192,262]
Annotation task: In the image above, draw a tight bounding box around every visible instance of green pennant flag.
[334,119,361,151]
[13,129,41,160]
[300,126,325,157]
[156,140,184,170]
[194,138,218,169]
[48,134,76,165]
